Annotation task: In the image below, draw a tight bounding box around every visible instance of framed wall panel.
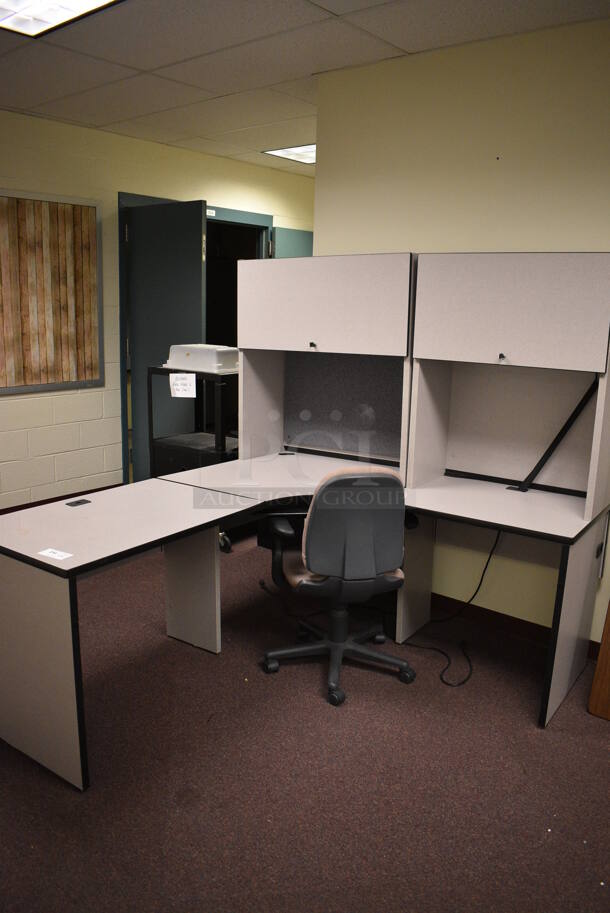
[0,191,103,395]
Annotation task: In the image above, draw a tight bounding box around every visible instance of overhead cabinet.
[408,251,610,524]
[238,253,411,356]
[414,253,610,372]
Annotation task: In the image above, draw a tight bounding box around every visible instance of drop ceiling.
[0,0,608,176]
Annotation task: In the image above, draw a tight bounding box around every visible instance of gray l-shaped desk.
[0,452,606,790]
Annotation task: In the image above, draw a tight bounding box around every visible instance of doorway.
[205,219,265,435]
[119,195,271,481]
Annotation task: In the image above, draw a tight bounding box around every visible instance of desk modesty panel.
[0,479,256,576]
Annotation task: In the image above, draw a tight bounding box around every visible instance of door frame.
[118,196,273,483]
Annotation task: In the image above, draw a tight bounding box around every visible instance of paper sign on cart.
[169,373,196,398]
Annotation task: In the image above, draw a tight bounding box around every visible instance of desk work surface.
[161,452,390,501]
[0,479,256,575]
[405,476,592,542]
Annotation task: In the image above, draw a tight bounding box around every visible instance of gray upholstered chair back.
[303,471,405,580]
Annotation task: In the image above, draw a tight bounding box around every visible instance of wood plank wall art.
[0,195,102,392]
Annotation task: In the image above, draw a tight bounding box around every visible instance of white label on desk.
[38,548,73,560]
[169,373,196,398]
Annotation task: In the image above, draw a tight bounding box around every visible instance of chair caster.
[398,668,416,684]
[218,532,232,553]
[373,633,386,644]
[263,658,280,674]
[327,687,346,706]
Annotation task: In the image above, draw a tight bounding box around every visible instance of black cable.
[406,639,473,687]
[260,527,499,687]
[404,529,501,686]
[428,528,502,623]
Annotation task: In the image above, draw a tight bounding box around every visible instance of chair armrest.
[267,513,307,589]
[270,516,298,540]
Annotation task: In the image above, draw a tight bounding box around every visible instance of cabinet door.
[238,253,410,356]
[414,253,610,372]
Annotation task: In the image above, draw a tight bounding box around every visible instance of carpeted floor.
[0,544,608,913]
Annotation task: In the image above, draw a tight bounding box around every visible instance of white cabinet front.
[414,253,610,372]
[238,253,410,356]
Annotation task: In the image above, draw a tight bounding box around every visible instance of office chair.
[261,470,416,705]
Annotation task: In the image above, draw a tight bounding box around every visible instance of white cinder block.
[31,471,122,502]
[55,447,105,481]
[105,362,121,389]
[30,478,87,502]
[104,443,123,472]
[0,488,30,509]
[53,392,103,424]
[103,389,122,418]
[0,431,28,461]
[0,456,54,491]
[80,417,122,448]
[0,398,54,432]
[104,332,120,363]
[103,306,119,335]
[28,424,80,457]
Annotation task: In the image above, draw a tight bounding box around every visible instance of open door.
[124,201,206,481]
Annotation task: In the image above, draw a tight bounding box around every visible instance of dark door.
[204,220,263,435]
[126,200,206,481]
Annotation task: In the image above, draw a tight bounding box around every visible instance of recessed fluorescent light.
[263,144,316,165]
[0,1,123,37]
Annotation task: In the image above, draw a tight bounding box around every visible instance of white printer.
[163,343,239,374]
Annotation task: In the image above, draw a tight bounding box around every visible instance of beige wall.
[0,110,314,509]
[313,20,610,640]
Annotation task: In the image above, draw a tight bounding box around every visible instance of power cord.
[406,528,501,686]
[259,528,501,687]
[429,528,502,622]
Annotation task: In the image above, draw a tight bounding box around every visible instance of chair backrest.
[302,470,405,580]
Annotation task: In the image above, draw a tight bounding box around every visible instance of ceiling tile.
[0,42,135,109]
[43,0,331,69]
[210,116,316,154]
[311,1,392,12]
[270,76,318,105]
[107,89,316,139]
[231,150,315,176]
[102,119,194,144]
[169,136,252,157]
[158,18,402,94]
[344,0,610,53]
[32,74,213,126]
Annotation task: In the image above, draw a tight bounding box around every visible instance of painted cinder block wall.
[0,111,314,508]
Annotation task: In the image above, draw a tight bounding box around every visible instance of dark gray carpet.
[0,545,607,913]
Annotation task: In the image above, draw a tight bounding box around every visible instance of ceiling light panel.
[0,1,121,37]
[264,144,316,164]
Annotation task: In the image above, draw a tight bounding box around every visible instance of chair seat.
[283,549,328,588]
[282,549,404,598]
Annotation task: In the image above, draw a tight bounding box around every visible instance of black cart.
[147,365,238,477]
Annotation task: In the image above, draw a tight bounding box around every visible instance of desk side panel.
[585,360,610,521]
[164,526,221,653]
[542,516,606,725]
[239,349,285,459]
[396,515,435,642]
[0,556,84,789]
[406,359,452,488]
